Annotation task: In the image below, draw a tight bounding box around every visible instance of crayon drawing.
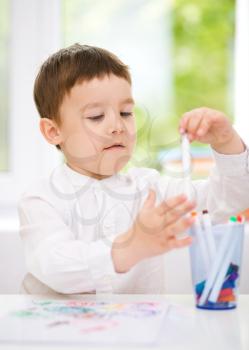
[0,300,168,346]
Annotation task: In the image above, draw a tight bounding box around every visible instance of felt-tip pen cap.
[236,215,243,223]
[229,216,237,223]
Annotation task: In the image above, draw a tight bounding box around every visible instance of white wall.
[0,232,26,294]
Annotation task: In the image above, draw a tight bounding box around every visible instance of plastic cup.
[189,222,244,310]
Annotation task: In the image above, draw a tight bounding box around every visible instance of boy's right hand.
[112,190,196,273]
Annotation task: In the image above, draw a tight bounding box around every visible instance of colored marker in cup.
[191,211,210,275]
[202,210,216,265]
[208,238,238,304]
[208,218,243,303]
[199,216,237,306]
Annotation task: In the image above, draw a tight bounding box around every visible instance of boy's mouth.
[103,143,125,151]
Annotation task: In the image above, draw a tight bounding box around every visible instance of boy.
[18,43,249,295]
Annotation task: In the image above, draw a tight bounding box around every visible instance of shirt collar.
[49,163,144,200]
[62,163,125,189]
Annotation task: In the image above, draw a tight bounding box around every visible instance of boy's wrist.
[111,228,138,273]
[211,131,245,155]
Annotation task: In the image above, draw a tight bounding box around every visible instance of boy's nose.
[109,117,125,135]
[113,127,124,135]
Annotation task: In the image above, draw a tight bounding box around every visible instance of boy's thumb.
[144,189,156,209]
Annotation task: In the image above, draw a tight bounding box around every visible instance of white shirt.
[18,149,249,295]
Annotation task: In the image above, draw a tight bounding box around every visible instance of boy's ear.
[39,118,62,146]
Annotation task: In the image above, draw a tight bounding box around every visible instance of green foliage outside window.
[172,0,235,118]
[134,0,235,171]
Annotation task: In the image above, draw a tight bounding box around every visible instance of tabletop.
[0,294,248,350]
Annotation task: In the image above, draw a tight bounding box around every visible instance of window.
[62,0,236,177]
[0,0,247,212]
[0,0,61,208]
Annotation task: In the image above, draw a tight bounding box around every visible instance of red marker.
[236,215,243,223]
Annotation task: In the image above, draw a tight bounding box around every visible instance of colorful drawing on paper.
[0,299,168,346]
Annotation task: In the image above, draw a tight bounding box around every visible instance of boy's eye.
[87,115,104,121]
[120,112,133,117]
[86,112,133,121]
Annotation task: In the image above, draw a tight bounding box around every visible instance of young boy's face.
[57,74,136,179]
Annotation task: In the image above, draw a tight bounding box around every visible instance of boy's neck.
[66,162,113,181]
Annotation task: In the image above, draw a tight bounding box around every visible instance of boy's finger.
[163,200,196,224]
[187,115,203,136]
[165,215,195,238]
[168,235,193,250]
[156,195,195,216]
[196,117,212,137]
[180,107,210,134]
[143,189,156,209]
[179,113,191,132]
[155,194,187,215]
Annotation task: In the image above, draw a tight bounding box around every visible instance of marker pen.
[191,211,210,275]
[181,133,192,199]
[202,209,216,264]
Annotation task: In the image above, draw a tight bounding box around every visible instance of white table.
[0,294,248,350]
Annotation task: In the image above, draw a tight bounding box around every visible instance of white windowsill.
[0,206,19,234]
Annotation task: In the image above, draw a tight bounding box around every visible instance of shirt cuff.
[211,146,249,176]
[86,235,117,293]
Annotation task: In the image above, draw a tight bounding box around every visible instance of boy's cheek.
[62,132,98,159]
[126,128,137,146]
[129,139,136,154]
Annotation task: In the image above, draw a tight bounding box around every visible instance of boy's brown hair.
[34,43,131,125]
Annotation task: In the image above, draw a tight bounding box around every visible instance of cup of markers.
[189,211,244,310]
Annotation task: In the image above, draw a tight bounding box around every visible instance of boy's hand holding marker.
[179,107,245,201]
[179,107,245,154]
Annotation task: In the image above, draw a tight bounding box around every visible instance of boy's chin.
[98,165,124,177]
[98,156,130,176]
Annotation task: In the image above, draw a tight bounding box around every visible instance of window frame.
[234,0,249,144]
[0,0,61,207]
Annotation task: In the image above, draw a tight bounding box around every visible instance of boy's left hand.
[179,107,245,154]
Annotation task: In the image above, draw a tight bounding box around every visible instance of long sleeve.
[18,197,117,294]
[157,147,249,223]
[193,148,249,222]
